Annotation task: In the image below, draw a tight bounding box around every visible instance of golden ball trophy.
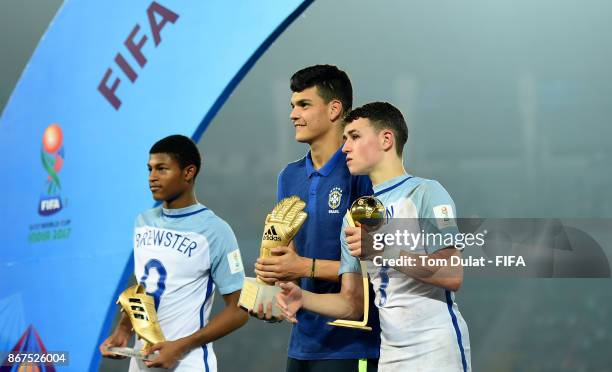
[238,196,307,319]
[106,284,166,361]
[328,195,385,331]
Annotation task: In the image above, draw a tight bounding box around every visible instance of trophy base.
[327,319,372,331]
[106,347,158,361]
[238,277,282,318]
[327,260,372,331]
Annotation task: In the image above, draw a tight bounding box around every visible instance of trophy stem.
[141,341,154,353]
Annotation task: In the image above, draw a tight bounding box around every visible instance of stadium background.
[1,0,611,371]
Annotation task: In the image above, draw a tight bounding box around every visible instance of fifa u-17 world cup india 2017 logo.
[39,124,65,216]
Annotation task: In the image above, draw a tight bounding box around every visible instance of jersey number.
[139,259,167,310]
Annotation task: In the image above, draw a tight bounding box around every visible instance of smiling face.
[342,118,385,175]
[147,153,192,203]
[290,86,336,144]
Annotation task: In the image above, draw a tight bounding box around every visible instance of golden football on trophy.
[349,195,386,228]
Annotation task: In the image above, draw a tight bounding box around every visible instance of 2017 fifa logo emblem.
[441,206,449,221]
[39,124,64,216]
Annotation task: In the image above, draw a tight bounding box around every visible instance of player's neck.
[163,188,198,209]
[309,130,343,170]
[369,156,406,187]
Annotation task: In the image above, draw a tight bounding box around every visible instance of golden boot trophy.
[239,196,307,319]
[106,284,166,360]
[328,196,385,331]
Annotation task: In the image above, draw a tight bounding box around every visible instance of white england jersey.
[340,174,471,371]
[128,203,244,372]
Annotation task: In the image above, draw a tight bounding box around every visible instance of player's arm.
[277,272,363,322]
[255,240,341,283]
[278,227,365,321]
[346,226,463,291]
[99,310,134,359]
[390,247,463,291]
[308,258,341,282]
[144,290,247,368]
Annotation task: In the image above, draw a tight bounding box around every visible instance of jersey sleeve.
[209,220,245,295]
[419,180,461,254]
[338,215,362,275]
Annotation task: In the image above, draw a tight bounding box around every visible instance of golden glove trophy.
[106,284,166,361]
[238,196,307,318]
[328,196,385,331]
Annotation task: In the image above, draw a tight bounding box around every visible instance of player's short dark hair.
[290,64,353,114]
[150,135,201,177]
[344,102,408,156]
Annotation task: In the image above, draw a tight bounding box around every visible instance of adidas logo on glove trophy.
[106,284,166,360]
[239,196,307,319]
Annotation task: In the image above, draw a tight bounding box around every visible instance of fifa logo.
[38,124,65,216]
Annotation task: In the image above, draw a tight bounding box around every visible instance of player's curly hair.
[344,102,408,156]
[150,134,202,177]
[290,65,352,114]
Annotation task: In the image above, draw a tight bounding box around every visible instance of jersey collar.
[305,146,345,178]
[162,203,208,218]
[373,174,413,196]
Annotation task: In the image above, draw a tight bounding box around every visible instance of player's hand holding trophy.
[239,196,307,320]
[106,284,165,361]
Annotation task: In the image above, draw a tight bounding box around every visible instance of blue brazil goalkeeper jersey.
[277,147,380,360]
[129,203,245,372]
